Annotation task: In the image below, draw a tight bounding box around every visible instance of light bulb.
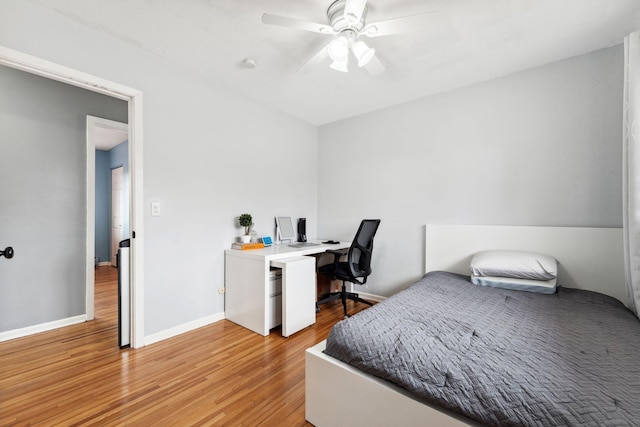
[352,41,375,67]
[330,58,349,73]
[328,37,349,62]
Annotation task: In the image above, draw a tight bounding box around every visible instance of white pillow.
[470,250,557,281]
[471,274,557,294]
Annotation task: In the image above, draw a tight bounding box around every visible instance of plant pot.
[240,235,251,243]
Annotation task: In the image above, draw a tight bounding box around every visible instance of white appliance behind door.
[118,242,130,347]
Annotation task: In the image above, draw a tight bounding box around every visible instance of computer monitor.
[275,216,295,243]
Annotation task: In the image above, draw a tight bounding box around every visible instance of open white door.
[111,166,124,266]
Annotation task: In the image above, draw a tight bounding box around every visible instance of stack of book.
[231,242,265,250]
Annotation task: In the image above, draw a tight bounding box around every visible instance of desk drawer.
[269,269,283,329]
[269,268,282,297]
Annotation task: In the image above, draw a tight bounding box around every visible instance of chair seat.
[318,262,360,283]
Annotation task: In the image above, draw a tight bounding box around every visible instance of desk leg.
[225,254,269,336]
[276,256,316,337]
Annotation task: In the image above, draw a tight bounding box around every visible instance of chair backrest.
[347,219,381,284]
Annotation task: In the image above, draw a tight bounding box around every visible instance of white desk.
[224,241,350,336]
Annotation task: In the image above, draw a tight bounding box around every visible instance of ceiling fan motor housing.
[328,0,367,33]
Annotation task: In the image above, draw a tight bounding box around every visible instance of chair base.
[316,282,373,317]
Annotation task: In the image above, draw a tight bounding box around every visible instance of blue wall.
[95,150,110,263]
[94,140,129,264]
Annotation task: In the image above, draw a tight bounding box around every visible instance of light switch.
[151,201,161,217]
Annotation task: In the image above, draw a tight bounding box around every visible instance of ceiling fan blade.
[344,0,367,24]
[298,44,330,72]
[363,11,439,37]
[262,13,335,35]
[364,55,385,76]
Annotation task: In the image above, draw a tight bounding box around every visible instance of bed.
[305,224,634,426]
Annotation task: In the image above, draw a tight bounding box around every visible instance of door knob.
[0,247,14,259]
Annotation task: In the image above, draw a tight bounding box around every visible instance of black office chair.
[316,219,381,317]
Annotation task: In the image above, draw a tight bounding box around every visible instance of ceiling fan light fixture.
[330,57,349,72]
[352,40,375,67]
[328,36,349,62]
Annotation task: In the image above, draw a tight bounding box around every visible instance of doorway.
[88,115,130,344]
[0,45,145,348]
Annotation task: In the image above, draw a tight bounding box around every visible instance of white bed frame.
[306,224,626,427]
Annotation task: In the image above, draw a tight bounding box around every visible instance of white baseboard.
[0,314,87,343]
[97,261,112,266]
[144,312,225,346]
[356,291,387,303]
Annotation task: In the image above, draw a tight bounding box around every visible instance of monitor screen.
[276,216,295,242]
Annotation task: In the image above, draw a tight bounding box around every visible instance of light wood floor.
[0,266,370,426]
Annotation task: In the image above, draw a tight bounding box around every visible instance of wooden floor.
[0,266,371,426]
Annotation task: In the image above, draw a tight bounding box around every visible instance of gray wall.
[318,46,623,296]
[0,65,127,332]
[0,1,624,339]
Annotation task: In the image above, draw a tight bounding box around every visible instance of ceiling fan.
[262,0,438,75]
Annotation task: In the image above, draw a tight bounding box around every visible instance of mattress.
[324,271,640,426]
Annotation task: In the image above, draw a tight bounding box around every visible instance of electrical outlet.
[218,287,225,295]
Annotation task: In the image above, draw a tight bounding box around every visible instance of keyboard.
[288,242,320,248]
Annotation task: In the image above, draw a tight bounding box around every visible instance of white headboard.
[425,224,627,305]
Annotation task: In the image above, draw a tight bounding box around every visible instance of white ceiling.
[94,126,128,151]
[34,0,640,125]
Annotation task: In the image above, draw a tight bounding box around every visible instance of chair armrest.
[326,249,348,257]
[326,249,347,264]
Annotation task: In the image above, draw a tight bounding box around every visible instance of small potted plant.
[238,213,253,243]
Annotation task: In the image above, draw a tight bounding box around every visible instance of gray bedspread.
[324,271,640,426]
